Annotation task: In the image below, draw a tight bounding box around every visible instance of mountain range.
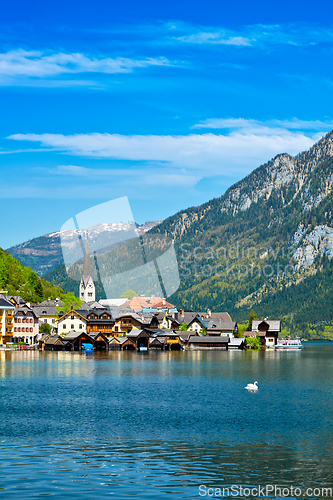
[7,130,333,336]
[7,221,161,276]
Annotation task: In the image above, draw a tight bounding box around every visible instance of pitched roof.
[62,331,93,341]
[198,312,232,322]
[0,297,15,309]
[153,300,175,309]
[187,315,209,328]
[179,312,198,324]
[118,336,136,345]
[188,336,230,344]
[58,309,88,322]
[207,320,237,331]
[252,320,281,332]
[44,336,64,346]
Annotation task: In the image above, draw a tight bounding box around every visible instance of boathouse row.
[38,328,246,352]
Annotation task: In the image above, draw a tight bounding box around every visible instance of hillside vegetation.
[0,248,71,303]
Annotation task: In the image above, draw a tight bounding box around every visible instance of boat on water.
[275,339,303,350]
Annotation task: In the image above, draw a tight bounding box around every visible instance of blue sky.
[1,0,333,248]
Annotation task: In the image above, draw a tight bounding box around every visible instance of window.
[81,293,84,297]
[30,328,33,332]
[79,324,82,329]
[115,326,118,332]
[71,324,74,329]
[63,324,66,329]
[71,316,75,320]
[52,319,55,324]
[30,318,33,323]
[44,319,47,323]
[88,292,92,297]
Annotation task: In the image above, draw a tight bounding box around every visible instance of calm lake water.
[1,343,333,499]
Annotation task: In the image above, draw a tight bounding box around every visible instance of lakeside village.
[0,239,284,353]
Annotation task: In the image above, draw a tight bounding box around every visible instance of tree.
[58,293,82,315]
[178,323,189,331]
[39,322,51,334]
[121,289,138,299]
[246,309,257,331]
[245,335,261,350]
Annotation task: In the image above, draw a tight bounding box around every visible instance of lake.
[1,343,333,499]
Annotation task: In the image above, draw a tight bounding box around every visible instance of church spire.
[79,232,95,302]
[83,233,92,278]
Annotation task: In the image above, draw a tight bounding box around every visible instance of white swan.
[245,381,259,391]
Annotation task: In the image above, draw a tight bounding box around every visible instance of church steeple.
[79,233,95,302]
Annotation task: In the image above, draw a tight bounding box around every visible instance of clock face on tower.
[87,283,93,289]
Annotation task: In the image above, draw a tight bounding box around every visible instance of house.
[118,336,136,350]
[86,310,114,336]
[187,315,209,334]
[252,320,281,348]
[108,336,122,350]
[88,332,110,350]
[126,329,150,351]
[57,309,87,336]
[32,298,63,332]
[0,295,15,345]
[113,313,147,334]
[43,336,67,351]
[206,319,238,337]
[12,306,39,345]
[149,337,165,350]
[188,336,229,350]
[62,331,95,350]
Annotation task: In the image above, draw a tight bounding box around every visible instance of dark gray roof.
[0,297,15,309]
[62,331,92,341]
[45,336,64,345]
[198,312,232,322]
[118,336,135,345]
[149,337,164,345]
[207,320,237,331]
[189,335,229,344]
[252,320,281,332]
[33,305,58,316]
[179,312,197,324]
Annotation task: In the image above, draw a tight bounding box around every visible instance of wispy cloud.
[0,49,172,85]
[192,117,333,131]
[8,122,326,176]
[175,32,251,46]
[168,22,333,48]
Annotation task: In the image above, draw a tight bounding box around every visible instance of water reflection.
[0,344,333,498]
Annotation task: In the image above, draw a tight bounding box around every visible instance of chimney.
[207,309,211,317]
[162,298,166,306]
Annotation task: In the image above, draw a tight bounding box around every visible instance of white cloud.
[170,22,333,48]
[193,117,333,131]
[175,32,251,46]
[8,124,326,176]
[0,49,172,81]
